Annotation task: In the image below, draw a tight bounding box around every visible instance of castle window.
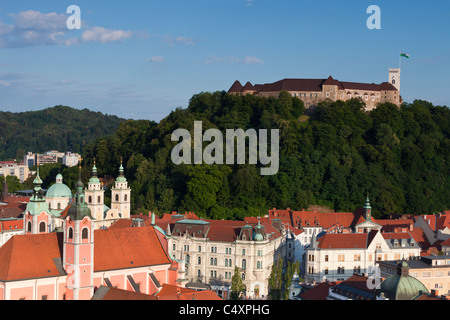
[39,222,46,233]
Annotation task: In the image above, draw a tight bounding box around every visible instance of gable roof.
[0,233,65,282]
[94,226,172,272]
[92,286,157,300]
[300,282,340,300]
[317,230,378,249]
[155,284,221,300]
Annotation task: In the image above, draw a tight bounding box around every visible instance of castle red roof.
[229,76,399,95]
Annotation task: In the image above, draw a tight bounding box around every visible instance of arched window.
[68,227,74,239]
[115,194,119,202]
[27,221,32,232]
[124,194,127,202]
[39,222,46,233]
[57,203,61,210]
[98,196,101,203]
[82,228,89,240]
[88,196,92,204]
[242,259,247,270]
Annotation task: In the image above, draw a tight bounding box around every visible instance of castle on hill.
[228,69,401,111]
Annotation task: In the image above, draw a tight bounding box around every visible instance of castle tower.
[111,160,131,219]
[24,166,51,234]
[389,68,401,93]
[63,165,95,300]
[84,160,105,226]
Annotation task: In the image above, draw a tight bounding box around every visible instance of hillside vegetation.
[81,91,450,219]
[0,105,125,160]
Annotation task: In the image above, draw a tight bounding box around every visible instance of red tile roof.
[94,226,172,272]
[0,219,23,232]
[0,233,64,281]
[299,282,339,300]
[317,230,378,249]
[155,284,221,300]
[92,286,157,300]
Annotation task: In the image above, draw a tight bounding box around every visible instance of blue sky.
[0,0,449,121]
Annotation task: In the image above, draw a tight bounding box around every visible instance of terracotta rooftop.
[299,282,340,300]
[155,284,221,300]
[317,230,378,249]
[92,286,157,300]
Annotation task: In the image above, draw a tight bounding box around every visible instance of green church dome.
[380,260,428,300]
[46,175,72,199]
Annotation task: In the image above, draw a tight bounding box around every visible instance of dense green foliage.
[80,91,449,219]
[0,105,125,160]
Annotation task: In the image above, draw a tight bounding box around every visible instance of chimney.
[431,289,439,297]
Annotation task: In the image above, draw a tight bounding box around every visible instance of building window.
[68,227,74,239]
[88,196,92,204]
[39,222,46,233]
[115,194,119,202]
[82,228,89,240]
[41,295,48,300]
[198,257,201,264]
[27,221,32,232]
[242,259,247,270]
[124,194,128,202]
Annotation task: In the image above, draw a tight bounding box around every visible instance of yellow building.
[378,256,450,297]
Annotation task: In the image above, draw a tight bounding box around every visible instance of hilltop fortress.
[228,69,401,111]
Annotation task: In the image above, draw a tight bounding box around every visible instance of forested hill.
[82,92,450,220]
[0,105,125,160]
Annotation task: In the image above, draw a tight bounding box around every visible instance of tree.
[268,255,283,300]
[283,260,300,300]
[230,266,245,300]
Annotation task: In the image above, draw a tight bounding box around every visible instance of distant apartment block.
[0,163,29,183]
[24,151,81,168]
[228,69,401,111]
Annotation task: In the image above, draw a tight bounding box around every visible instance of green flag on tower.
[400,53,410,59]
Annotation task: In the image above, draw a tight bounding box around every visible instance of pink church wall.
[10,286,33,300]
[37,284,54,300]
[155,270,166,286]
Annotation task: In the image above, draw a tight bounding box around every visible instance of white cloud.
[81,26,132,43]
[243,56,264,64]
[163,35,196,46]
[205,55,264,65]
[0,10,134,48]
[146,56,164,63]
[245,0,255,6]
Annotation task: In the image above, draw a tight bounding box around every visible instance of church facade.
[1,166,179,300]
